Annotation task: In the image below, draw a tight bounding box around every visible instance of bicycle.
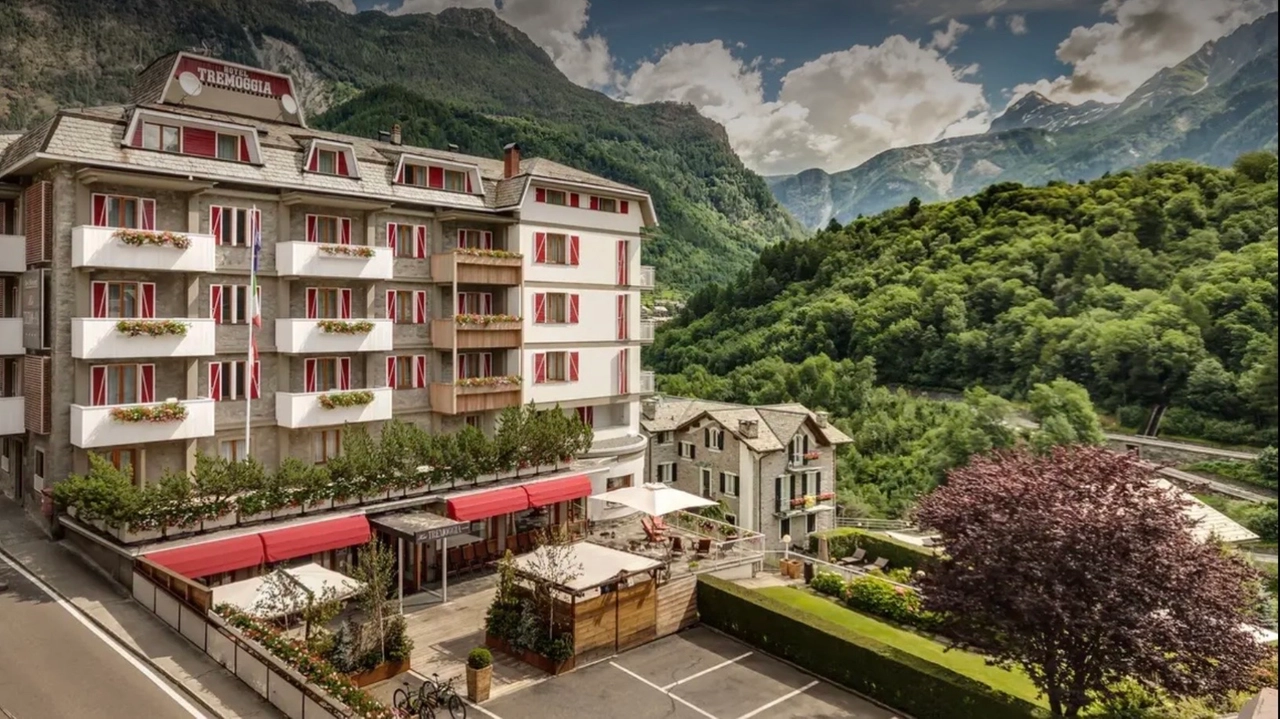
[392,681,436,719]
[422,672,466,719]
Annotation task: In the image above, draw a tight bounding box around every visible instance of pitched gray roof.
[641,396,852,453]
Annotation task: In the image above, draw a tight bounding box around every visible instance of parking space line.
[464,699,506,719]
[735,680,820,719]
[610,661,719,719]
[660,652,753,690]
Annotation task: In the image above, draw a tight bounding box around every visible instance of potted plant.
[466,647,493,703]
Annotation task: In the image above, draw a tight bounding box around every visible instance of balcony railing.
[774,492,837,516]
[70,398,216,449]
[0,318,22,355]
[0,396,24,435]
[430,250,522,286]
[639,319,656,343]
[72,318,216,360]
[275,319,393,355]
[429,378,522,415]
[430,317,523,350]
[71,226,216,273]
[638,265,656,289]
[277,242,393,280]
[275,387,393,429]
[639,370,656,394]
[0,234,24,273]
[787,451,823,471]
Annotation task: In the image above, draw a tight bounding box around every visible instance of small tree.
[915,446,1269,718]
[346,538,397,662]
[523,525,583,639]
[1027,377,1105,447]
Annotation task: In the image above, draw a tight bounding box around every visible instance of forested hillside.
[0,0,802,291]
[653,154,1280,450]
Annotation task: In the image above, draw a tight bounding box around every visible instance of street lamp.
[782,534,792,562]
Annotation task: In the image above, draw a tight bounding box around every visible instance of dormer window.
[126,109,259,163]
[141,122,180,153]
[393,155,479,193]
[316,148,339,174]
[305,140,358,178]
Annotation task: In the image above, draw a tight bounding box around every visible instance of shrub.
[467,647,492,670]
[845,575,943,632]
[696,576,1047,719]
[1256,447,1278,488]
[810,528,937,571]
[1116,405,1148,431]
[810,570,845,597]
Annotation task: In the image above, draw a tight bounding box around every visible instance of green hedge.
[809,527,938,571]
[696,576,1046,719]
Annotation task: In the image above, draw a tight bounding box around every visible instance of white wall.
[587,450,647,521]
[516,224,642,288]
[517,187,647,237]
[524,288,641,345]
[524,346,639,404]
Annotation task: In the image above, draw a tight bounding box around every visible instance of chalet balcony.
[0,318,21,355]
[277,241,393,280]
[70,398,216,449]
[430,249,522,286]
[0,234,23,273]
[774,492,837,517]
[72,318,216,360]
[787,451,823,471]
[637,265,656,290]
[71,226,216,273]
[430,316,522,350]
[0,396,25,435]
[275,387,393,429]
[639,370,656,394]
[275,318,393,355]
[429,377,522,415]
[639,319,656,344]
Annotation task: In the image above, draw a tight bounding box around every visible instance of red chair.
[461,544,478,572]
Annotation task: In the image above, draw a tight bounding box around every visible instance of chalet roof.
[641,396,852,454]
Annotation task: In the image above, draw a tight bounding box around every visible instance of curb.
[0,544,231,719]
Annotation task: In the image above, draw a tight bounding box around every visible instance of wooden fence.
[655,575,698,637]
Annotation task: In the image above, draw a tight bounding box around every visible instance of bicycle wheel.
[393,688,411,714]
[418,702,436,719]
[418,678,437,706]
[447,693,466,719]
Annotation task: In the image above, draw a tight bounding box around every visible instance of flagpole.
[245,205,260,457]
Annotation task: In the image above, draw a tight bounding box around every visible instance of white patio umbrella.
[212,563,364,618]
[589,482,716,516]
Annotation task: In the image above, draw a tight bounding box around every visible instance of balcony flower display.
[317,319,375,334]
[112,228,192,249]
[790,495,818,509]
[318,244,376,258]
[318,390,375,409]
[455,375,521,388]
[817,491,836,501]
[455,313,521,326]
[803,450,822,461]
[115,319,190,337]
[454,247,522,260]
[110,401,188,423]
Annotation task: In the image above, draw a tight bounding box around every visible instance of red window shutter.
[337,151,349,176]
[140,282,156,319]
[534,353,546,384]
[535,188,546,203]
[617,294,627,340]
[305,215,317,243]
[183,127,216,157]
[617,240,628,285]
[92,194,108,226]
[569,294,580,324]
[395,161,405,184]
[304,358,317,392]
[569,352,580,382]
[414,355,426,388]
[482,353,493,377]
[482,231,493,250]
[91,366,107,406]
[414,291,426,324]
[339,288,352,319]
[307,146,319,172]
[570,193,580,208]
[457,357,466,380]
[589,196,599,211]
[620,200,629,214]
[569,235,580,266]
[428,166,444,188]
[250,361,261,399]
[209,362,222,401]
[210,206,223,244]
[130,122,143,147]
[415,225,427,258]
[306,288,318,319]
[91,281,107,319]
[457,292,467,315]
[338,357,351,390]
[386,356,397,388]
[141,199,156,230]
[339,218,351,245]
[456,229,466,249]
[386,222,397,254]
[465,174,474,193]
[534,232,547,263]
[140,364,155,403]
[534,293,546,324]
[239,136,251,162]
[210,285,223,323]
[482,293,493,315]
[386,290,397,322]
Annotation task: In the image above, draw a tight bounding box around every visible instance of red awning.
[523,474,593,507]
[145,534,265,579]
[447,486,531,521]
[260,515,371,563]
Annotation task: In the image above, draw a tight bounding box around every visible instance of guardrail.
[760,549,917,592]
[833,516,914,530]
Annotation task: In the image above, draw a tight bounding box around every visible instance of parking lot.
[478,627,901,719]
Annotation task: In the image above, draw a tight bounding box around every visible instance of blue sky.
[331,0,1276,174]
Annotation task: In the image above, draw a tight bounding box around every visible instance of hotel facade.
[0,52,656,522]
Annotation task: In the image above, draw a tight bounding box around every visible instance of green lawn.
[756,586,1046,706]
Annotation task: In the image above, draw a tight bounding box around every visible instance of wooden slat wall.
[656,576,698,638]
[23,355,50,435]
[24,181,52,264]
[572,593,616,657]
[615,580,658,652]
[135,558,214,613]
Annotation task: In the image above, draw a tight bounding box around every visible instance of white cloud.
[1012,0,1277,104]
[985,16,999,28]
[315,0,359,12]
[622,36,990,175]
[929,19,971,51]
[1007,14,1029,34]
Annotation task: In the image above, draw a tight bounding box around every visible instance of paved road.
[1106,433,1260,461]
[0,554,212,719]
[1158,466,1276,504]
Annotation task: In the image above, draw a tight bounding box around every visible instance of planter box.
[202,513,237,532]
[405,483,432,497]
[299,499,329,515]
[360,491,390,505]
[238,510,273,525]
[484,634,575,676]
[66,505,79,519]
[112,523,163,544]
[332,496,360,509]
[467,664,492,703]
[272,504,304,519]
[348,657,410,688]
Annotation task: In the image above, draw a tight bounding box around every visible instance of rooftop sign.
[160,53,304,126]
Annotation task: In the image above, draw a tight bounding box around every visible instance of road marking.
[0,551,207,718]
[661,651,753,690]
[463,698,506,719]
[735,680,820,719]
[610,662,718,719]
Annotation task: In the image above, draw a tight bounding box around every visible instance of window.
[1,439,8,473]
[211,206,254,246]
[312,215,340,244]
[656,431,672,445]
[546,293,567,323]
[544,189,567,206]
[387,290,426,324]
[211,284,257,325]
[220,439,246,462]
[100,282,141,318]
[545,234,567,264]
[464,415,482,430]
[575,406,595,427]
[725,514,737,527]
[789,434,810,465]
[387,355,426,390]
[657,462,675,483]
[705,427,724,451]
[444,169,467,192]
[678,441,695,459]
[807,513,817,534]
[721,472,739,497]
[316,148,339,175]
[457,229,492,250]
[544,352,567,382]
[457,353,493,379]
[597,197,617,213]
[107,196,139,228]
[308,357,345,392]
[210,361,255,401]
[606,474,632,491]
[456,292,493,315]
[700,468,714,498]
[216,133,239,161]
[533,292,578,324]
[307,287,347,320]
[142,122,181,152]
[109,448,142,486]
[313,430,341,464]
[392,224,420,258]
[402,165,426,186]
[91,193,153,230]
[34,449,46,485]
[779,516,791,541]
[104,364,140,405]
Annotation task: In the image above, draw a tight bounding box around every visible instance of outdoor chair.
[866,557,889,572]
[652,515,669,532]
[460,544,477,573]
[838,548,867,566]
[506,535,517,555]
[487,538,500,562]
[518,532,532,553]
[670,536,685,555]
[641,517,665,544]
[695,538,713,558]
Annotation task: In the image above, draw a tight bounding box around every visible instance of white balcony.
[275,319,393,355]
[639,370,655,394]
[71,226,216,273]
[0,318,22,355]
[639,319,656,343]
[72,318,216,360]
[70,398,216,449]
[638,265,655,290]
[277,242,393,280]
[275,387,393,429]
[0,397,25,435]
[0,235,24,273]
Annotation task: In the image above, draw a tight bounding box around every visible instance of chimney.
[815,411,829,428]
[391,124,402,146]
[377,130,391,143]
[503,142,521,179]
[447,143,459,152]
[641,397,658,420]
[738,419,759,439]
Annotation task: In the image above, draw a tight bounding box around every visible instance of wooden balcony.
[431,250,522,286]
[430,317,523,350]
[429,378,522,415]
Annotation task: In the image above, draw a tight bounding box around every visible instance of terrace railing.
[760,550,917,592]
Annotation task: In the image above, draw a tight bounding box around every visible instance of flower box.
[112,522,163,544]
[237,509,273,525]
[316,319,375,334]
[298,498,330,515]
[318,390,375,409]
[115,319,190,338]
[455,313,522,326]
[361,491,391,505]
[202,513,237,532]
[110,401,188,423]
[318,244,376,258]
[332,496,360,509]
[456,247,522,260]
[803,450,822,461]
[455,375,521,389]
[348,657,411,688]
[817,492,836,501]
[406,483,432,497]
[113,228,192,250]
